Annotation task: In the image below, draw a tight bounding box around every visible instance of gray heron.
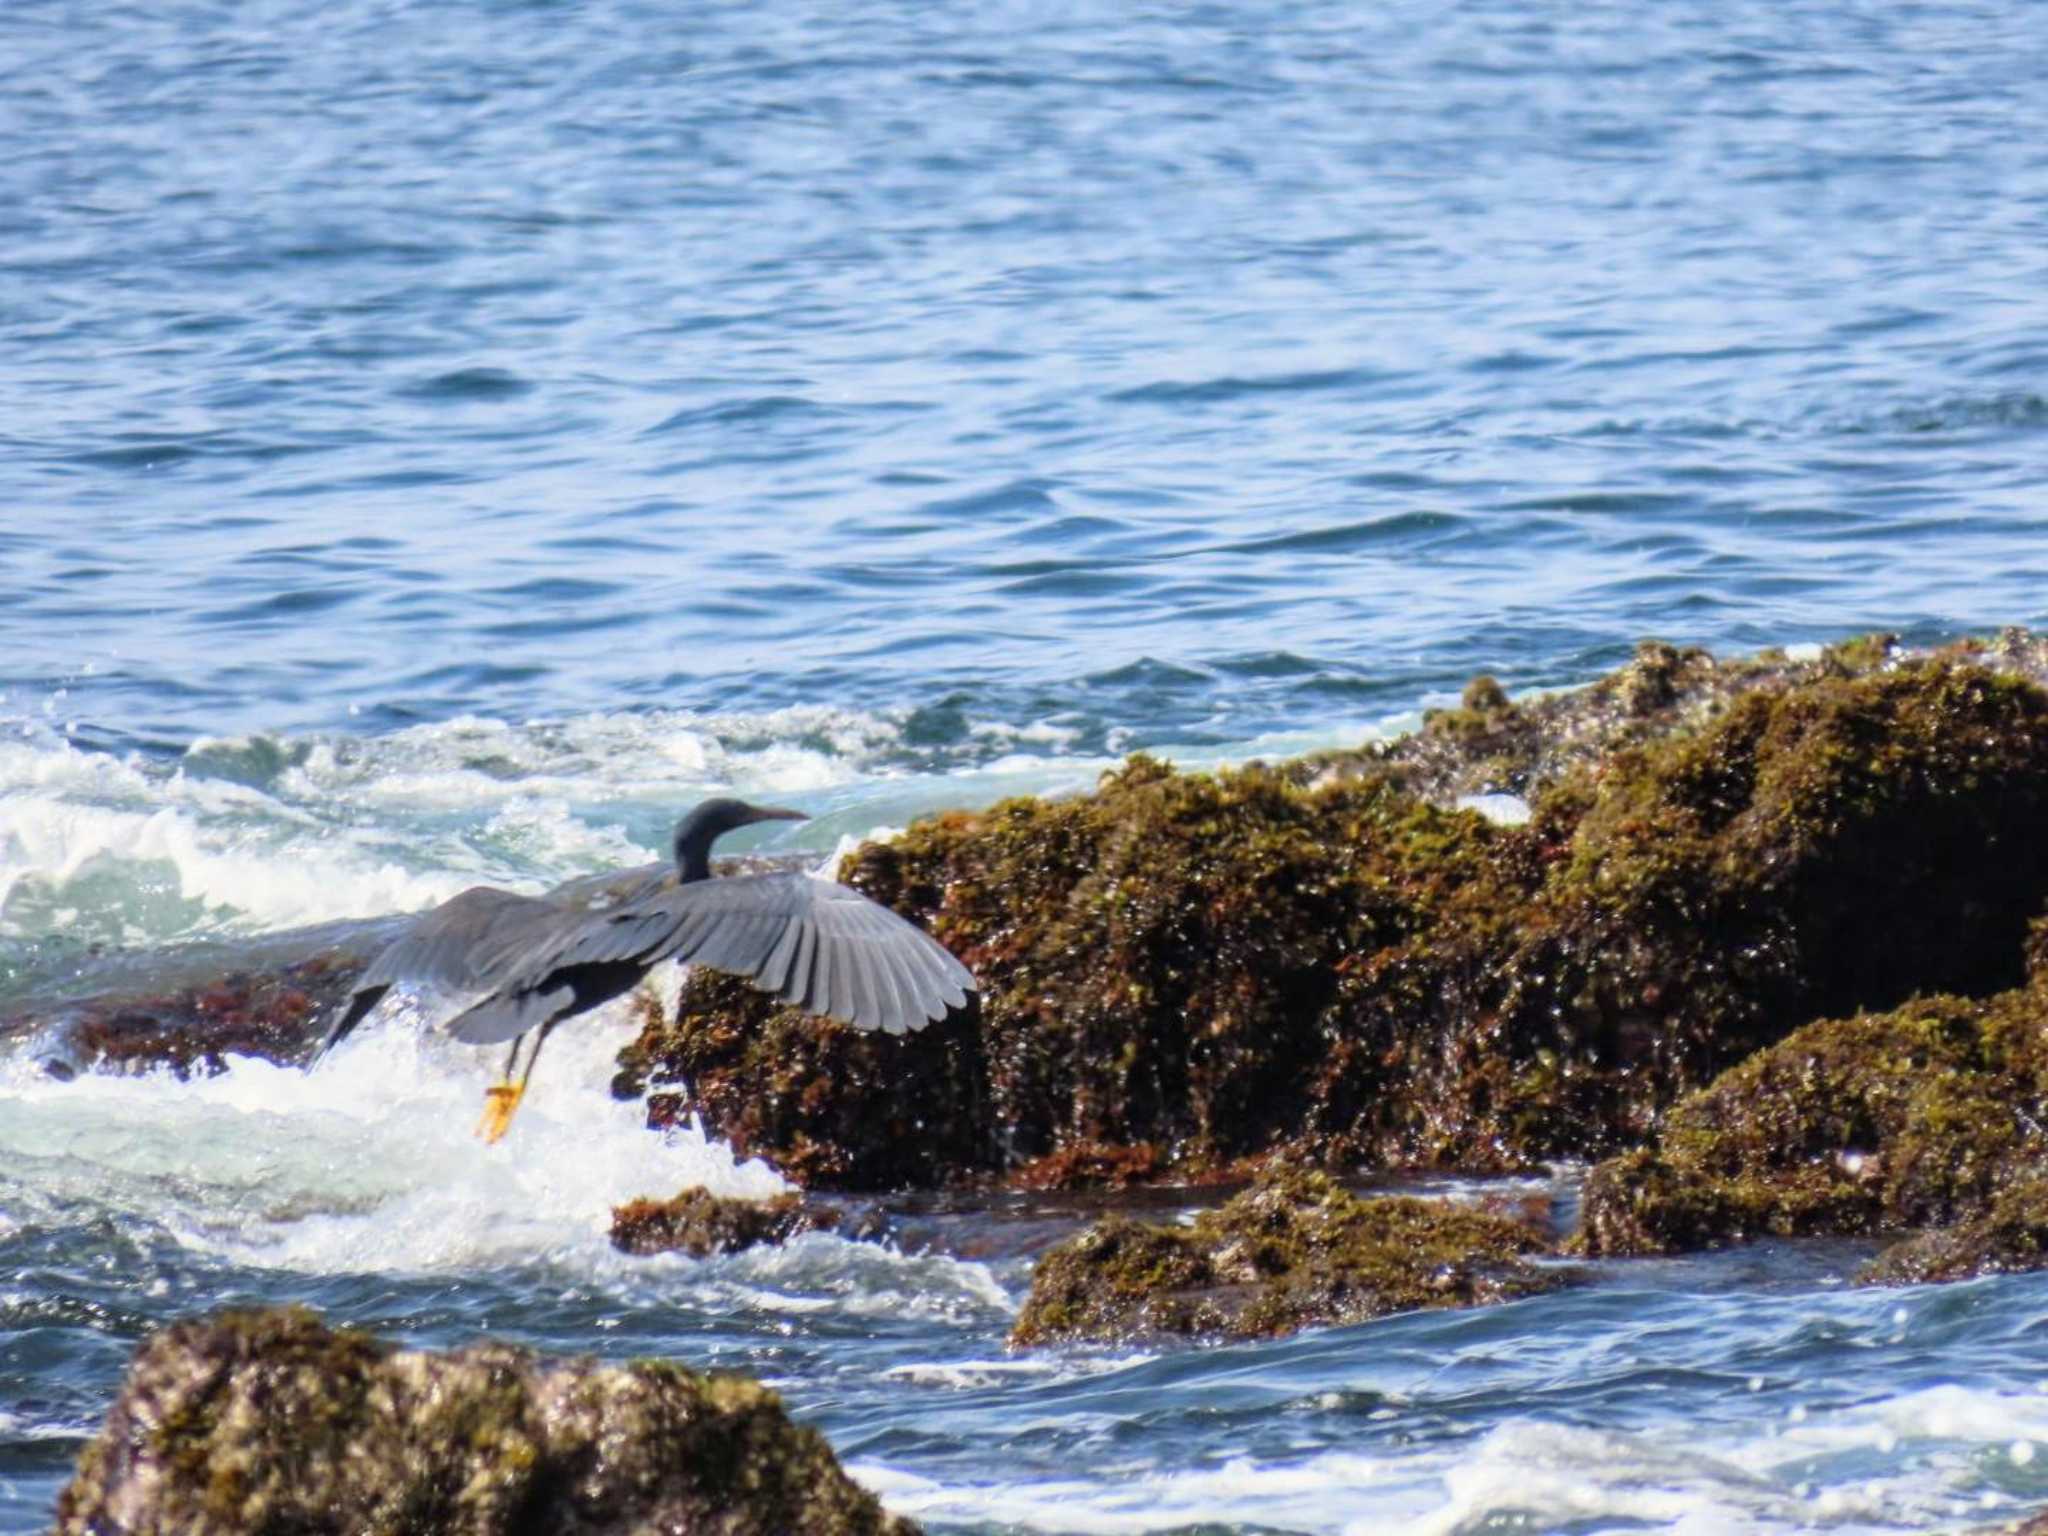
[318,798,974,1141]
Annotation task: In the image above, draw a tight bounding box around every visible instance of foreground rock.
[611,1188,865,1258]
[55,1306,915,1536]
[624,640,2048,1190]
[1574,980,2048,1257]
[1008,1166,1567,1346]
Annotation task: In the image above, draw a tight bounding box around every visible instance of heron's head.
[671,797,808,879]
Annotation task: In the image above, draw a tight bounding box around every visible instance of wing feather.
[823,932,859,1024]
[759,916,803,995]
[776,921,817,1009]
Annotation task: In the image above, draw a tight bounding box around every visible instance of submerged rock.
[54,1306,915,1536]
[1573,983,2048,1257]
[610,1187,858,1258]
[625,643,2048,1190]
[1007,1166,1567,1347]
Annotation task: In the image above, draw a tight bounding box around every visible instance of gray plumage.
[319,798,974,1059]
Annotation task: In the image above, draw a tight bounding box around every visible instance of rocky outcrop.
[1573,982,2048,1257]
[1007,1166,1567,1346]
[623,642,2048,1191]
[54,1306,915,1536]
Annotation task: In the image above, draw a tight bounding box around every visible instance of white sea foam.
[0,986,786,1275]
[850,1375,2048,1536]
[0,700,1393,955]
[852,1450,1411,1535]
[275,704,906,809]
[654,1232,1015,1330]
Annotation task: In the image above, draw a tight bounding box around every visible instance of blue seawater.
[4,0,2048,1530]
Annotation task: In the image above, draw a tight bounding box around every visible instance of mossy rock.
[55,1306,916,1536]
[623,646,2048,1191]
[1008,1165,1569,1346]
[1573,984,2048,1256]
[610,1188,844,1258]
[1857,1176,2048,1286]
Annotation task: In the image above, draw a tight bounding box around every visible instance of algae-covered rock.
[54,1306,915,1536]
[610,1188,847,1258]
[1573,984,2048,1256]
[1008,1165,1567,1346]
[0,924,392,1080]
[1857,1177,2048,1287]
[625,648,2048,1191]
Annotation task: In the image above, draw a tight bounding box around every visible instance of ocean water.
[5,0,2048,1530]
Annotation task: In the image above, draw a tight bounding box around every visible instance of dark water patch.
[1211,651,1328,680]
[73,440,199,472]
[1860,393,2048,436]
[1500,491,1699,517]
[1085,657,1214,690]
[643,395,837,435]
[1466,349,1561,375]
[0,1436,86,1479]
[402,366,533,401]
[393,660,553,694]
[994,566,1151,599]
[1108,365,1400,406]
[1221,510,1466,557]
[478,608,643,641]
[915,479,1061,520]
[536,532,669,556]
[1009,514,1139,548]
[487,576,625,603]
[199,586,359,624]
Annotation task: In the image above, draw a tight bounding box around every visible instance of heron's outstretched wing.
[457,870,974,1039]
[317,887,564,1055]
[660,872,974,1035]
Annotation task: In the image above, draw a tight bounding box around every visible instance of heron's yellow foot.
[475,1080,525,1144]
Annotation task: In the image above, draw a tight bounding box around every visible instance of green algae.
[55,1306,917,1536]
[1008,1165,1568,1346]
[1573,982,2048,1257]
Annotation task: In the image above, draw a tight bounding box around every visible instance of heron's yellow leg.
[474,1037,528,1144]
[474,1080,525,1143]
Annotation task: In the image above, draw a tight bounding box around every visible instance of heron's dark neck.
[674,835,718,885]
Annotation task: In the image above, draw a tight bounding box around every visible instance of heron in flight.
[318,798,974,1142]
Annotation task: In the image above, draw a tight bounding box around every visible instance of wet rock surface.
[1573,981,2048,1257]
[1857,1177,2048,1287]
[0,920,395,1079]
[54,1306,916,1536]
[1008,1165,1568,1347]
[626,638,2048,1192]
[610,1187,872,1258]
